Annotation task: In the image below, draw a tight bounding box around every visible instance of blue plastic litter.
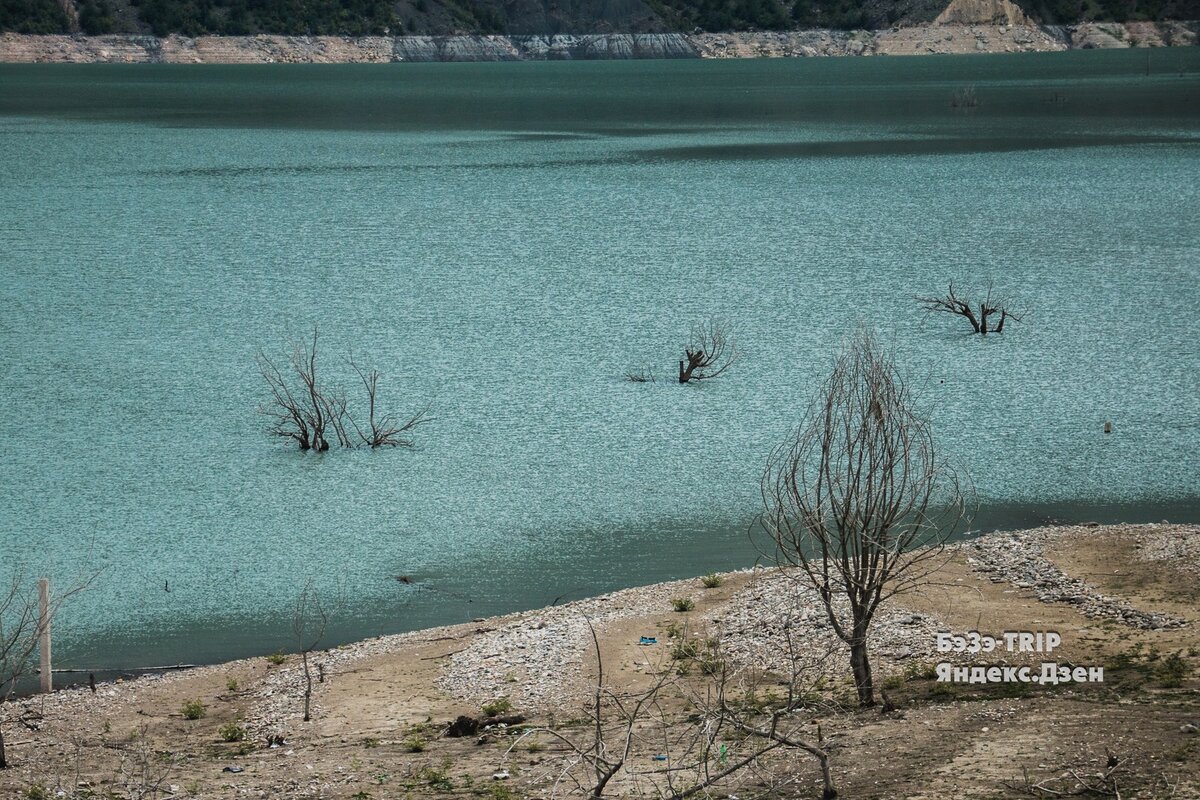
[652,755,668,761]
[638,636,657,645]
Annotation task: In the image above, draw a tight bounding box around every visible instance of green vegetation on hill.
[1,0,67,33]
[1,0,1197,37]
[132,0,401,36]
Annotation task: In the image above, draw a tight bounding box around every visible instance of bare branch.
[679,318,737,384]
[917,282,1024,335]
[257,328,430,452]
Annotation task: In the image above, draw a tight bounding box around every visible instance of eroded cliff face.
[0,20,1195,62]
[934,0,1031,26]
[390,33,699,61]
[0,32,700,62]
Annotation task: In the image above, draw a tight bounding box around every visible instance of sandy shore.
[1,522,1197,798]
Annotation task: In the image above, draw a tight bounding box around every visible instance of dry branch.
[257,327,429,451]
[917,282,1024,335]
[679,319,737,384]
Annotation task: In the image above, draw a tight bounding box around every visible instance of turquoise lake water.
[1,49,1199,671]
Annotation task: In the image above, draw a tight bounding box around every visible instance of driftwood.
[47,664,198,674]
[445,713,527,738]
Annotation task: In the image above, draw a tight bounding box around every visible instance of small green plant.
[482,697,512,717]
[736,685,783,713]
[416,763,454,790]
[664,621,683,640]
[230,740,256,756]
[881,674,906,691]
[25,785,50,800]
[363,736,381,748]
[928,683,955,701]
[403,734,426,752]
[701,573,722,589]
[1158,652,1189,688]
[1108,649,1139,672]
[405,721,436,738]
[699,656,725,676]
[486,784,520,800]
[225,677,239,691]
[218,722,246,742]
[526,738,544,753]
[266,652,287,666]
[350,793,371,800]
[902,661,939,681]
[670,638,700,661]
[180,699,206,720]
[671,597,695,612]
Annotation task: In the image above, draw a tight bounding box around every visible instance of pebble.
[959,524,1190,630]
[703,570,946,682]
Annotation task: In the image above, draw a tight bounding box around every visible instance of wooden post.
[38,578,51,693]
[678,360,686,384]
[1104,421,1113,434]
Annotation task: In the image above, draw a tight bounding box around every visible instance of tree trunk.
[678,360,688,384]
[849,637,875,707]
[820,758,837,799]
[0,721,7,769]
[302,651,312,722]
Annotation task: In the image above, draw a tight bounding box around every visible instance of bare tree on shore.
[0,571,96,769]
[293,579,334,723]
[257,327,429,452]
[761,329,968,707]
[678,319,737,384]
[917,282,1024,334]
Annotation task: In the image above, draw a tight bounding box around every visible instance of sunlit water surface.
[1,49,1198,670]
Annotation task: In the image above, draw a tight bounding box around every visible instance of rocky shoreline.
[1,521,1195,797]
[11,522,1194,737]
[0,19,1195,63]
[961,523,1189,631]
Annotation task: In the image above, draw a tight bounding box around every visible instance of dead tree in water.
[349,356,429,448]
[679,319,737,384]
[761,330,968,707]
[917,283,1024,334]
[257,328,329,451]
[257,327,429,451]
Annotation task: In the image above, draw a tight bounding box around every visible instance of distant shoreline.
[1,21,1196,63]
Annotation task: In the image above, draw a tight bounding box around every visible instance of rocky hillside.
[0,16,1194,60]
[2,0,1196,37]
